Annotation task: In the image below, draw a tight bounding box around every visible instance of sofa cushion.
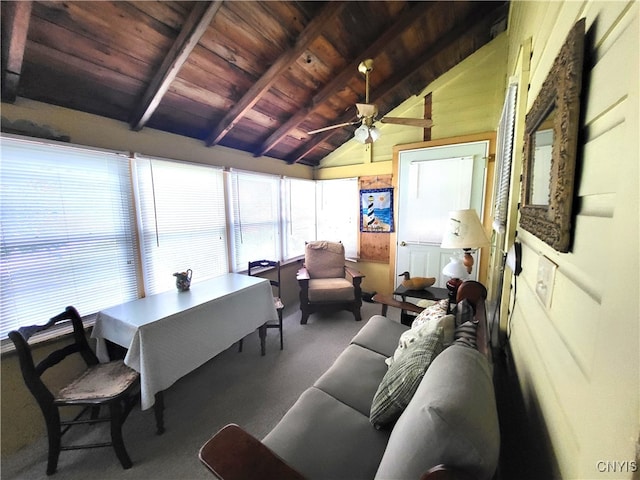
[453,320,478,349]
[410,298,449,329]
[313,344,388,416]
[308,278,354,302]
[454,298,476,326]
[350,315,409,357]
[386,314,455,367]
[370,327,444,428]
[263,387,390,480]
[375,345,499,480]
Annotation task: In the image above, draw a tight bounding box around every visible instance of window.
[134,155,228,294]
[0,137,139,339]
[316,178,358,258]
[1,136,362,340]
[283,177,316,260]
[492,83,518,233]
[228,170,280,272]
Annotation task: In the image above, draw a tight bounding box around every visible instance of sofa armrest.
[199,424,305,480]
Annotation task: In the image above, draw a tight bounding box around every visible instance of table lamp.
[440,209,490,304]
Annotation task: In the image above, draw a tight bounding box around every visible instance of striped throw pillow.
[453,321,477,349]
[370,327,444,428]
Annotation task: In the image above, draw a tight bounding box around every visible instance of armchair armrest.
[199,424,305,480]
[344,265,365,281]
[296,267,310,281]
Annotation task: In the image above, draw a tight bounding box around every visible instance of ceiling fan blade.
[380,117,433,128]
[307,121,359,135]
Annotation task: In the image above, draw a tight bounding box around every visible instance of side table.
[373,285,449,327]
[393,284,449,304]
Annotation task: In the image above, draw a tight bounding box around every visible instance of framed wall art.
[360,188,394,233]
[519,18,585,252]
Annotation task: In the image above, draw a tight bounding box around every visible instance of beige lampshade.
[440,209,490,249]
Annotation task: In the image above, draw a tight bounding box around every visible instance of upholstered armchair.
[296,241,365,324]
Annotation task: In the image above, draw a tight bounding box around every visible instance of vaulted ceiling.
[1,1,508,167]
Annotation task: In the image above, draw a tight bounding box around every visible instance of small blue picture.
[361,188,394,233]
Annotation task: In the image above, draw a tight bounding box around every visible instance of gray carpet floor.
[3,301,398,480]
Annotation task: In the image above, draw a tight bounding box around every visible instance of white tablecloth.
[92,273,278,409]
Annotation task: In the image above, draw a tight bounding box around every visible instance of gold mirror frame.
[520,19,585,252]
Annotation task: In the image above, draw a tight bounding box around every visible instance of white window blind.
[0,136,139,339]
[228,170,280,272]
[316,178,358,259]
[283,177,316,260]
[493,83,518,233]
[134,156,228,294]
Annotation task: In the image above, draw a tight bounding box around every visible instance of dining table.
[91,273,278,433]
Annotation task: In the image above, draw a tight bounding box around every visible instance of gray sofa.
[200,281,500,480]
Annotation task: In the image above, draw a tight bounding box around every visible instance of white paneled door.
[396,140,488,288]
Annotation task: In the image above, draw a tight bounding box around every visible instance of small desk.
[92,274,278,422]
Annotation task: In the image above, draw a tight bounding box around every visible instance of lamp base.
[463,250,474,274]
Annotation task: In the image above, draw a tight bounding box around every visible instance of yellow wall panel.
[504,2,639,478]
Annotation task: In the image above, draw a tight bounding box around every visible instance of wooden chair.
[239,260,285,355]
[9,306,140,475]
[297,241,364,324]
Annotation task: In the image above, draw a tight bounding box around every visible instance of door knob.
[400,241,407,247]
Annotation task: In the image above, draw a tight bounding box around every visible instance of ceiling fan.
[307,59,433,143]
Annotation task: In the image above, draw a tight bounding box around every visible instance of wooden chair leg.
[300,304,310,325]
[90,406,101,421]
[45,408,61,475]
[154,392,165,435]
[109,402,132,469]
[278,312,284,350]
[258,324,267,356]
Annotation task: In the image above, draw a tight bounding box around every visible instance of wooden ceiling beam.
[204,1,347,147]
[129,1,223,132]
[254,1,437,158]
[1,1,32,103]
[289,2,506,164]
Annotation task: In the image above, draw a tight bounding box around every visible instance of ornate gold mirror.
[520,19,585,252]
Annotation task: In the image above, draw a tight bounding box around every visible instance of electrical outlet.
[535,255,557,308]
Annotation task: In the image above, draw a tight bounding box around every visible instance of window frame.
[0,135,362,347]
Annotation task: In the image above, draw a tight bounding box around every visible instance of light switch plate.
[536,255,557,308]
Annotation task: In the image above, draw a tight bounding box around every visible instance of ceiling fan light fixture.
[354,124,380,144]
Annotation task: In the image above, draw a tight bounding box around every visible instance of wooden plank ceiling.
[1,1,508,167]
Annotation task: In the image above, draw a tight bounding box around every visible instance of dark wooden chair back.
[10,307,99,403]
[9,306,140,475]
[248,259,281,300]
[239,260,285,353]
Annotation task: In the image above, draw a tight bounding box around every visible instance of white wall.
[504,2,639,478]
